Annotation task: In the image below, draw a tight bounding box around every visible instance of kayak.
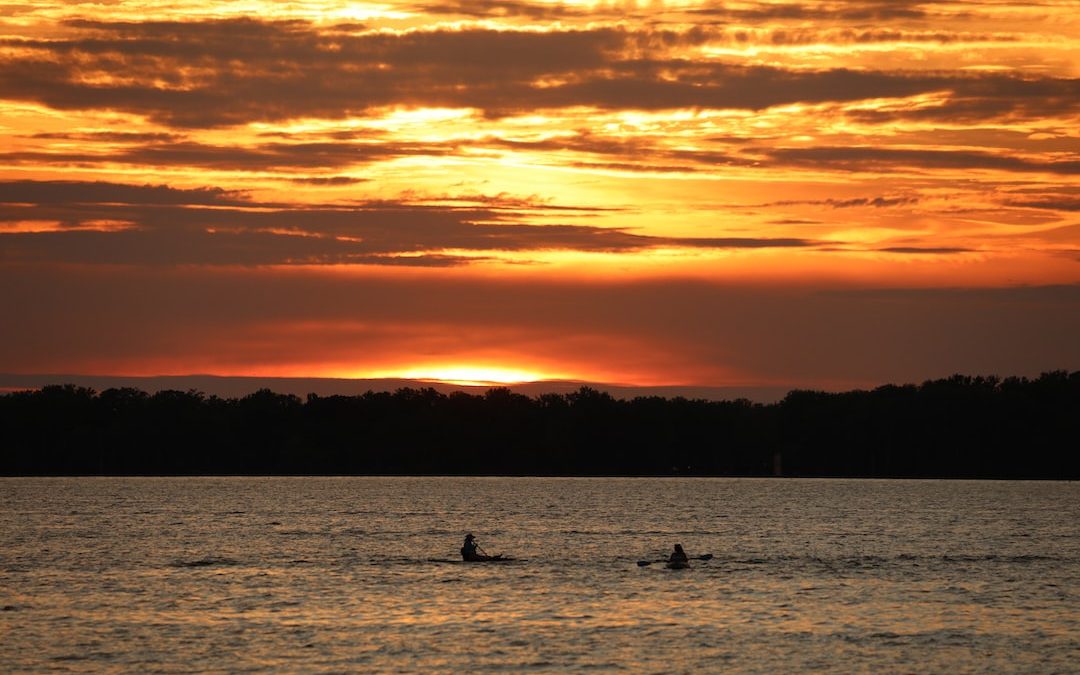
[427,557,517,564]
[665,560,690,569]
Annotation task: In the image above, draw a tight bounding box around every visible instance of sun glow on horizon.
[366,365,563,386]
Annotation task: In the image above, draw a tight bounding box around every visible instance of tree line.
[1,371,1077,478]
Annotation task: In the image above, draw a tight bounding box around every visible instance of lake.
[1,477,1077,672]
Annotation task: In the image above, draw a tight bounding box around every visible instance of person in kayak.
[461,533,489,561]
[668,544,689,565]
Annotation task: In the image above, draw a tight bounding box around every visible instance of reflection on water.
[1,477,1077,671]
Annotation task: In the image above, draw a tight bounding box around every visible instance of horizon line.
[3,370,1073,403]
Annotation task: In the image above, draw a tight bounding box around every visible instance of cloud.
[9,129,1076,182]
[845,77,1080,124]
[32,131,181,142]
[1,139,441,170]
[0,180,243,206]
[405,0,590,20]
[287,176,369,186]
[5,131,747,175]
[761,196,919,209]
[877,247,974,254]
[687,1,932,21]
[764,147,1080,175]
[1004,198,1080,212]
[0,180,821,265]
[720,28,1020,46]
[410,0,935,21]
[2,19,1075,127]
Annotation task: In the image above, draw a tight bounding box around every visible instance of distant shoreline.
[0,373,794,403]
[2,372,1077,479]
[2,474,1075,481]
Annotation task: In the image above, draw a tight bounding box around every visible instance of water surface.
[2,477,1077,672]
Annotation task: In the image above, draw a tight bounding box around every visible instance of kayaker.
[461,533,487,561]
[668,544,689,565]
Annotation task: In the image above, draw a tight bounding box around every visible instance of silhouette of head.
[674,544,684,552]
[465,533,475,541]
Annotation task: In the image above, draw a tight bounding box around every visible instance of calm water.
[1,477,1077,672]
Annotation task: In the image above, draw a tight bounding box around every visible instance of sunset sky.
[1,1,1078,390]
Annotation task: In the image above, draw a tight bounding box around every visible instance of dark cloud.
[0,180,821,266]
[566,160,690,174]
[0,221,818,266]
[406,0,587,20]
[714,27,1019,46]
[287,176,369,185]
[1,139,441,170]
[513,64,949,114]
[0,229,366,266]
[764,147,1080,175]
[483,134,748,172]
[5,132,685,176]
[0,20,624,126]
[688,1,931,21]
[115,140,442,169]
[1004,198,1080,212]
[845,77,1080,125]
[660,237,810,249]
[411,0,933,21]
[763,196,919,208]
[154,132,720,177]
[0,180,244,206]
[833,196,918,208]
[32,131,182,142]
[877,247,974,254]
[1,20,1074,127]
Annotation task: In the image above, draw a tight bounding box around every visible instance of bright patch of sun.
[389,365,554,386]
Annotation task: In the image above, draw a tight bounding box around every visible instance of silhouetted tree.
[1,374,1077,477]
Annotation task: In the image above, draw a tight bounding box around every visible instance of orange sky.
[1,1,1078,390]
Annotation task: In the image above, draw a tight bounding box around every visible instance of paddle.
[636,553,713,567]
[475,543,503,561]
